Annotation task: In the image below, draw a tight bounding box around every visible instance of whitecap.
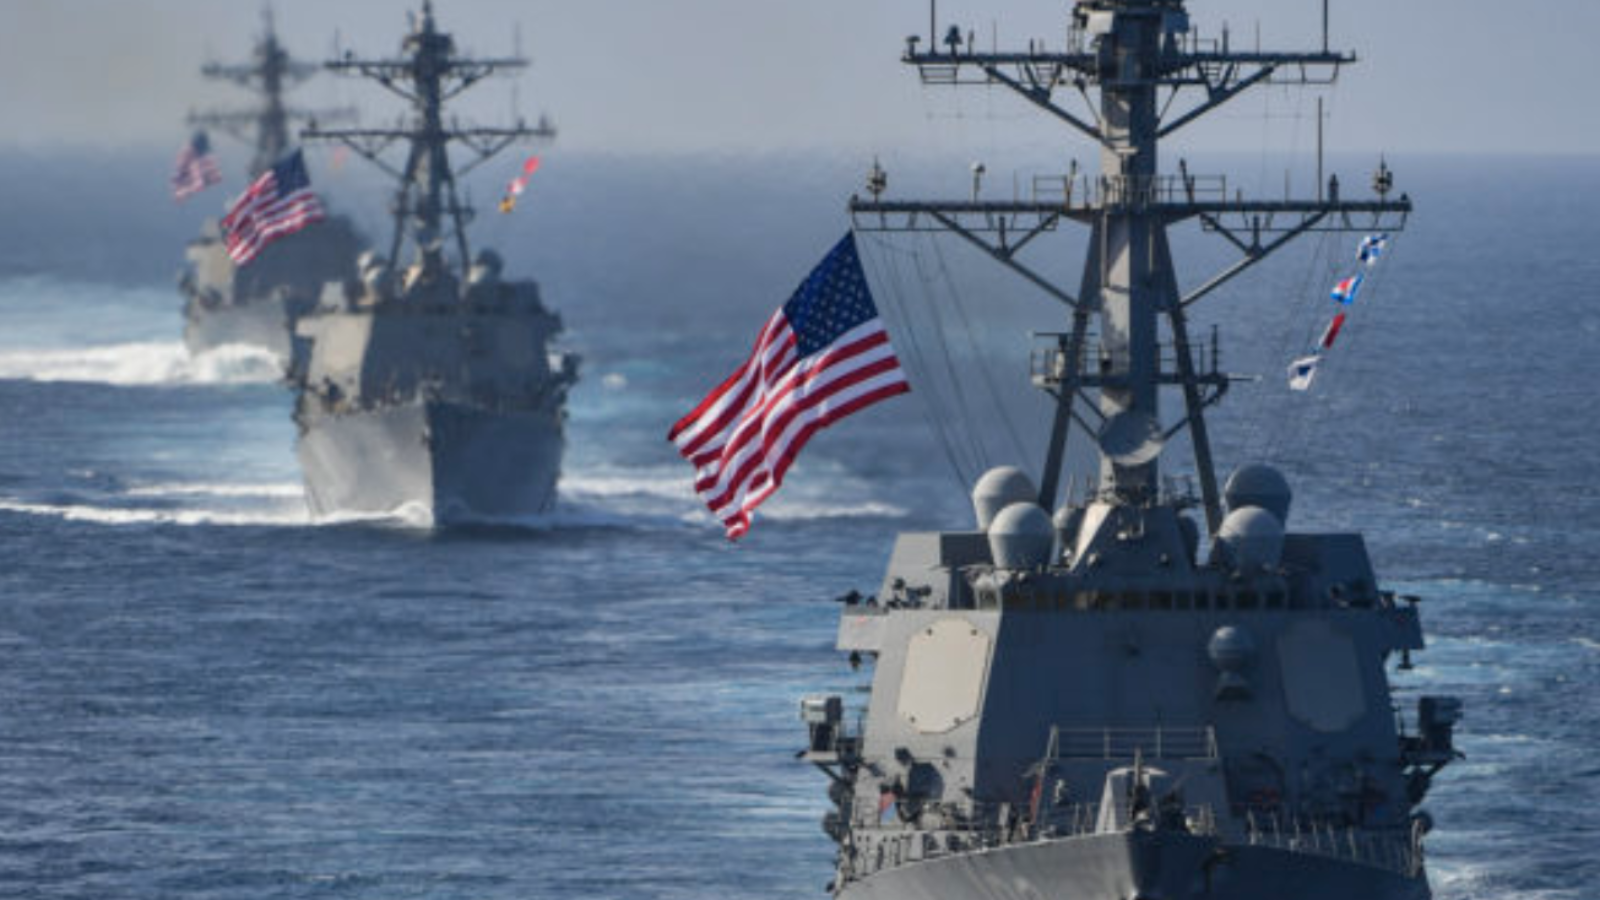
[0,498,309,528]
[0,341,282,386]
[125,481,305,500]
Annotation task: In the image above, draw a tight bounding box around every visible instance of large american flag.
[220,149,326,266]
[171,131,222,201]
[670,232,909,540]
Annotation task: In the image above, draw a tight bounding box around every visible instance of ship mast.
[302,1,556,285]
[853,0,1410,534]
[188,9,353,176]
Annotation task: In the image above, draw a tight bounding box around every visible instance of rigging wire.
[861,234,976,491]
[926,234,1034,467]
[1277,233,1405,475]
[1237,200,1335,462]
[906,237,993,475]
[1264,237,1345,462]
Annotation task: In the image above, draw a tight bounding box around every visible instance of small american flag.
[670,232,909,540]
[171,131,222,201]
[220,149,326,266]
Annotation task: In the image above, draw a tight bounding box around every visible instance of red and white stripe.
[171,149,221,201]
[1319,312,1348,350]
[670,315,908,539]
[221,177,325,266]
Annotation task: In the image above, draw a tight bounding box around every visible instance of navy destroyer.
[178,11,364,368]
[293,2,575,524]
[799,2,1460,898]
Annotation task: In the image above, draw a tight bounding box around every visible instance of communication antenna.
[856,0,1411,522]
[303,4,555,280]
[1316,97,1325,201]
[189,11,354,176]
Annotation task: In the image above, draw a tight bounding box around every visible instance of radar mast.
[302,1,556,287]
[188,8,354,176]
[852,0,1411,534]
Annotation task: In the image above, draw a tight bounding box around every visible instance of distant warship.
[178,11,365,369]
[293,2,575,524]
[799,3,1460,899]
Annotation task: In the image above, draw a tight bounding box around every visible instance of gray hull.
[180,215,363,365]
[297,399,564,525]
[182,295,297,363]
[840,832,1428,900]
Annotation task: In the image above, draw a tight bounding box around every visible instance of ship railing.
[1022,173,1232,210]
[846,800,1222,880]
[1029,328,1224,387]
[1096,173,1231,208]
[1047,725,1220,761]
[1243,810,1420,877]
[849,802,1419,881]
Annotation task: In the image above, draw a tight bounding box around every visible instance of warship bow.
[293,2,576,525]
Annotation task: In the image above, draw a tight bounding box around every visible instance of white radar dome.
[971,466,1037,531]
[1224,464,1293,524]
[1213,507,1285,572]
[987,502,1054,570]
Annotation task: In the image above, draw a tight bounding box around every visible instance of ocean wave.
[0,499,309,528]
[759,498,909,522]
[124,481,305,500]
[0,341,282,386]
[0,465,908,532]
[560,468,696,502]
[560,466,908,524]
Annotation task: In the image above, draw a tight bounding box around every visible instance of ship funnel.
[1224,464,1293,525]
[1212,507,1285,573]
[987,502,1054,570]
[971,466,1037,530]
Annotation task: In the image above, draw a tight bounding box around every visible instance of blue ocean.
[0,148,1594,900]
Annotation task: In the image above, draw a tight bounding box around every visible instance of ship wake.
[0,341,282,386]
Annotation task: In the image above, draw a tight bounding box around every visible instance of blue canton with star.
[271,150,313,196]
[783,233,880,358]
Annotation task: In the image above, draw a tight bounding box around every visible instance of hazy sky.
[3,0,1598,158]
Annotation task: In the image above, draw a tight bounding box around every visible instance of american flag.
[220,149,326,266]
[170,131,222,201]
[670,232,909,540]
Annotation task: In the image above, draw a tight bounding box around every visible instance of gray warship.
[178,12,364,367]
[292,2,575,524]
[799,3,1461,898]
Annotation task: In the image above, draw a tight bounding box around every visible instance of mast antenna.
[189,10,354,177]
[303,4,555,285]
[853,0,1411,525]
[1317,97,1325,201]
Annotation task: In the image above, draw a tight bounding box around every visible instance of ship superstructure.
[178,11,364,366]
[293,1,575,524]
[799,3,1459,898]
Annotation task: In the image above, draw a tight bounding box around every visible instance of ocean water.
[0,149,1595,900]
